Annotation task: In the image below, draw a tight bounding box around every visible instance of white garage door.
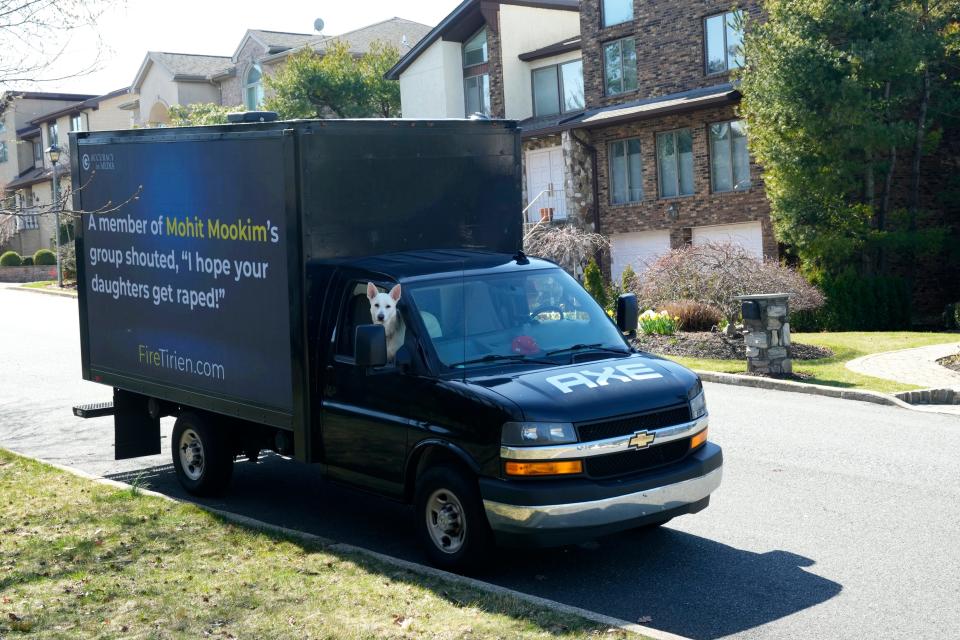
[609,230,672,282]
[692,221,764,259]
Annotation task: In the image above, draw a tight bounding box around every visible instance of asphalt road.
[2,284,959,640]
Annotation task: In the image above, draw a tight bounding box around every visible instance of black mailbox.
[741,299,762,320]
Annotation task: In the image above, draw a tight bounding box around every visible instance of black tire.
[414,464,492,573]
[171,412,234,496]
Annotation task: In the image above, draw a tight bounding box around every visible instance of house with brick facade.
[389,0,773,281]
[130,18,432,127]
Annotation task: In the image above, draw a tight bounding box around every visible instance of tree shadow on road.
[107,455,841,640]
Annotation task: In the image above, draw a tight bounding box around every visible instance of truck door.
[320,278,419,496]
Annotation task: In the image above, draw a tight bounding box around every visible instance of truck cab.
[306,250,721,569]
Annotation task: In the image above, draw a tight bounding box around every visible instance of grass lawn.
[0,450,632,639]
[19,280,77,295]
[668,332,960,393]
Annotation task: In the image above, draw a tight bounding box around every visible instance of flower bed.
[633,331,833,361]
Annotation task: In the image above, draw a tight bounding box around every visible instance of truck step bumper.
[73,401,115,418]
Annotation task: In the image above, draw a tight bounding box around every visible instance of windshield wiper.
[545,343,631,357]
[454,353,557,368]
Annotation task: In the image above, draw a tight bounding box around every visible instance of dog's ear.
[367,282,378,300]
[389,284,401,302]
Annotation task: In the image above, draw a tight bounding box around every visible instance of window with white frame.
[245,64,264,110]
[70,113,84,132]
[532,59,584,117]
[47,122,59,146]
[463,28,488,67]
[710,120,751,192]
[33,139,42,166]
[604,37,637,96]
[18,208,39,230]
[657,129,694,198]
[464,74,490,116]
[609,138,643,204]
[705,10,744,75]
[602,0,633,27]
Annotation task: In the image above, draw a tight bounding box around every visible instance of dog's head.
[367,282,401,327]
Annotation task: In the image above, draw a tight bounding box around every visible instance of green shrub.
[0,251,22,267]
[620,264,637,293]
[59,242,76,280]
[20,256,33,266]
[945,302,960,330]
[793,268,911,331]
[33,249,56,265]
[662,300,724,332]
[583,258,608,309]
[638,309,679,335]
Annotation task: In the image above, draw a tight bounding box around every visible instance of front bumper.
[480,442,722,547]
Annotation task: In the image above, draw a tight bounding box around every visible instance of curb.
[11,284,78,298]
[695,370,960,415]
[4,449,688,640]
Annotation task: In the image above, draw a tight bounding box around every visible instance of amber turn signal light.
[690,428,708,450]
[505,460,583,476]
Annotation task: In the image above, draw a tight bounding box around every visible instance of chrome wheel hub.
[426,489,466,554]
[178,428,205,481]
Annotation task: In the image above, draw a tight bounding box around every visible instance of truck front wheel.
[171,412,233,496]
[414,465,491,573]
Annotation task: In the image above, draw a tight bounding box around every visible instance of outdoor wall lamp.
[46,143,61,165]
[46,143,63,287]
[666,203,679,221]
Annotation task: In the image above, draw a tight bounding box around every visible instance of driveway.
[2,285,959,639]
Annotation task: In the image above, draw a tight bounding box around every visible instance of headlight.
[501,422,577,446]
[689,385,707,420]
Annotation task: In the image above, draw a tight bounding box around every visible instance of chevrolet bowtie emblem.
[628,431,655,450]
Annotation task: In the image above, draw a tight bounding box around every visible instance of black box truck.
[72,118,722,570]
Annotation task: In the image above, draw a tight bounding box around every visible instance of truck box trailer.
[73,118,721,570]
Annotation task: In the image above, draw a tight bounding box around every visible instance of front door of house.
[525,147,567,223]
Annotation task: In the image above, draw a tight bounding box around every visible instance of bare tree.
[0,170,141,247]
[523,224,608,277]
[636,242,824,336]
[0,0,116,88]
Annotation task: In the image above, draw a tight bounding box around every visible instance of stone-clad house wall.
[579,0,762,109]
[220,38,270,107]
[486,22,507,119]
[589,103,776,256]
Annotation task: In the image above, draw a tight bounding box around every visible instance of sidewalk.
[846,341,960,390]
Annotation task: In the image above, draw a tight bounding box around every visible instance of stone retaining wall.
[0,265,57,283]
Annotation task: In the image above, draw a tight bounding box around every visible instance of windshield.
[406,267,629,369]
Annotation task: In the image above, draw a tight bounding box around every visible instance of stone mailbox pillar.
[734,293,792,375]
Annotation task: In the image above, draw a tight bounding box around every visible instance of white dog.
[367,282,405,362]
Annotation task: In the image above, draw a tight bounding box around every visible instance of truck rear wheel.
[414,465,491,573]
[171,412,233,496]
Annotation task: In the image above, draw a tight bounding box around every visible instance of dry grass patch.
[0,451,634,639]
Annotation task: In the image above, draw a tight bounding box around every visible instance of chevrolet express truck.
[72,118,722,570]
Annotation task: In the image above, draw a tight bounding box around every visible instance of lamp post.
[46,143,63,287]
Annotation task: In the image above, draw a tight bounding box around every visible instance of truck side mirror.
[354,324,387,368]
[616,293,639,335]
